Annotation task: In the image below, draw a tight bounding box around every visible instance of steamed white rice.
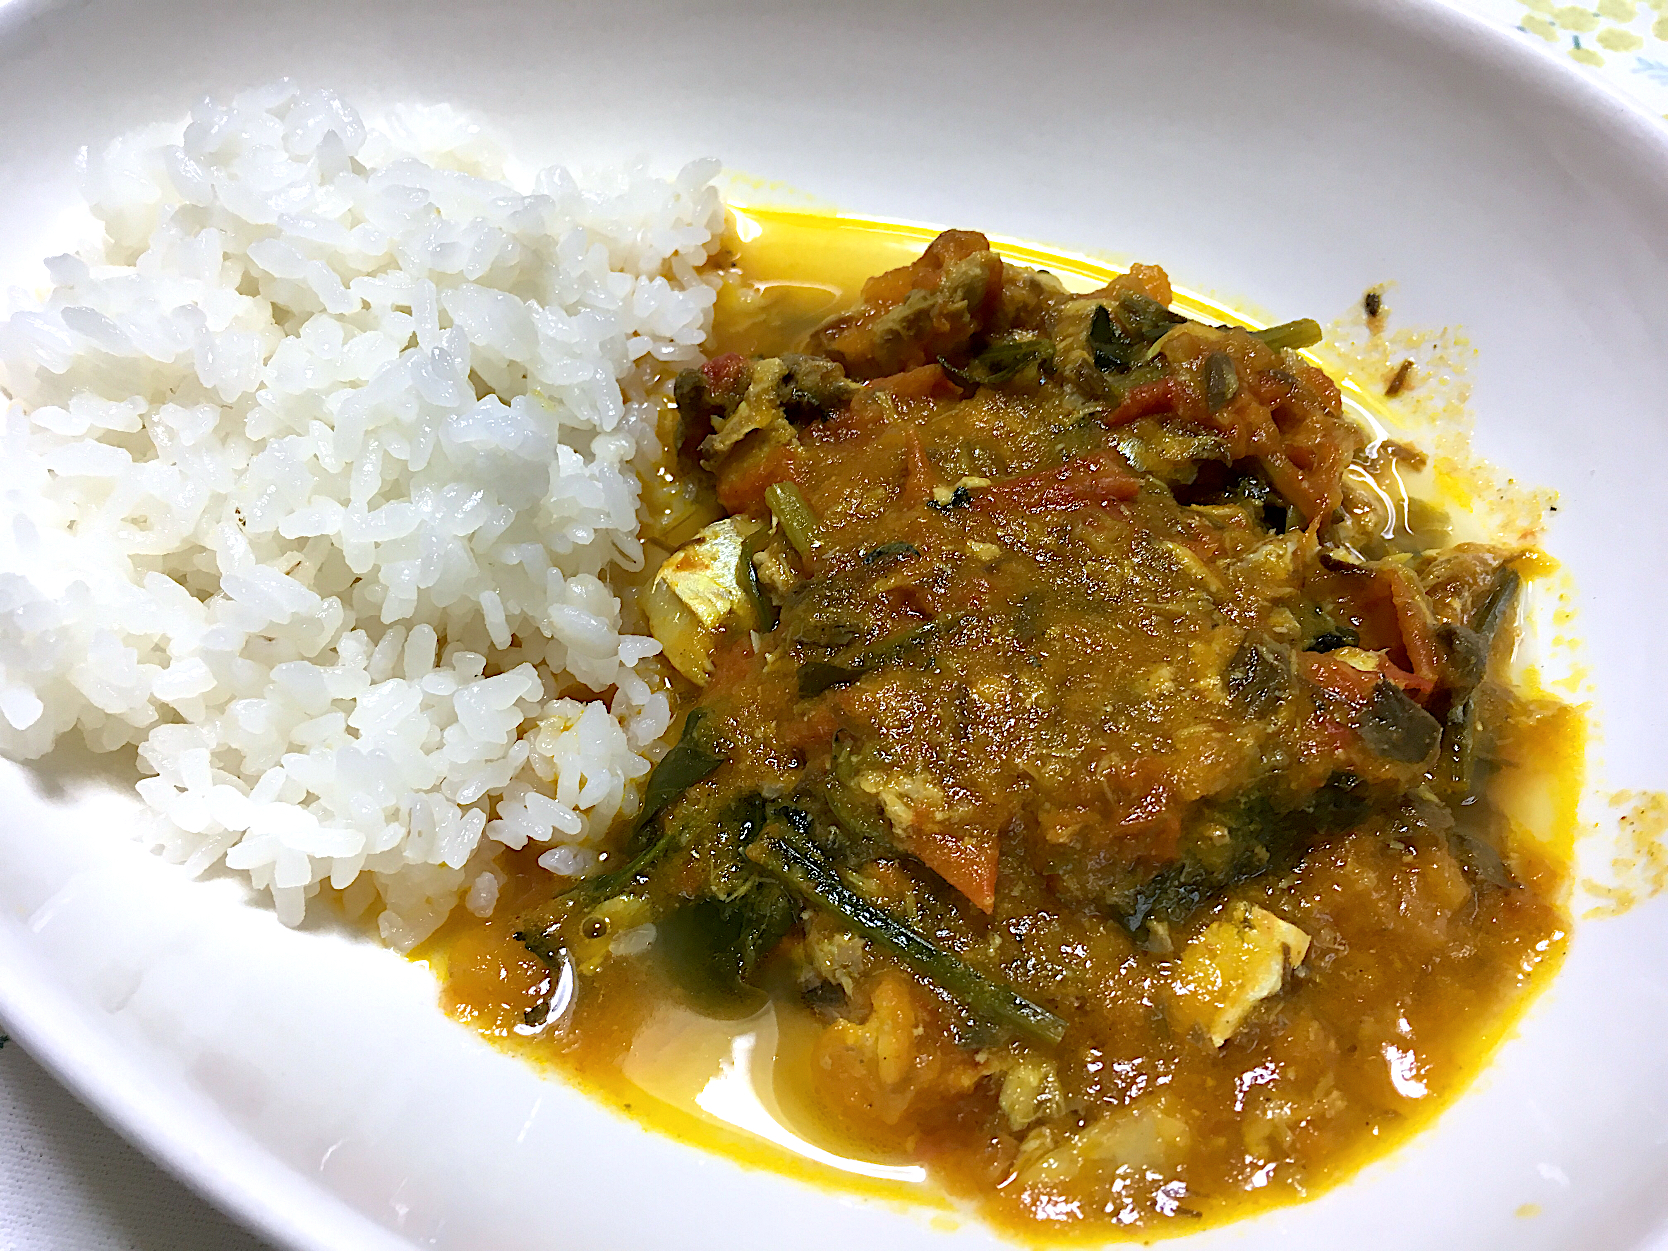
[0,83,722,948]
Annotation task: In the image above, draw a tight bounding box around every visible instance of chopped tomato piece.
[1383,566,1442,684]
[716,442,797,513]
[905,823,999,913]
[1300,651,1381,707]
[872,363,963,400]
[973,451,1140,515]
[1106,376,1182,426]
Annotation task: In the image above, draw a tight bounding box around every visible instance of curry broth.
[423,212,1578,1239]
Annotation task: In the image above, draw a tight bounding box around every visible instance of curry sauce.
[425,212,1578,1240]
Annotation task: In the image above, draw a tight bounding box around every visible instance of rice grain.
[0,83,718,948]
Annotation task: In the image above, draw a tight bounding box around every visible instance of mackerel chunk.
[1172,903,1312,1047]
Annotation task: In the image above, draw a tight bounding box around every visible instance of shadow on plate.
[10,730,389,948]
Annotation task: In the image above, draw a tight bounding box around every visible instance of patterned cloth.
[1455,0,1668,115]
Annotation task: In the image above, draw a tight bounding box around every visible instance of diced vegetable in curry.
[436,219,1574,1238]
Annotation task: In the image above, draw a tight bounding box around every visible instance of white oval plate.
[1,1,1666,1248]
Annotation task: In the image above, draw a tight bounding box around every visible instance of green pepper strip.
[749,831,1068,1047]
[736,529,778,632]
[765,482,821,558]
[1443,566,1522,799]
[1471,566,1522,645]
[1251,319,1323,352]
[557,827,679,912]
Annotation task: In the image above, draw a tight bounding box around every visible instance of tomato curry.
[434,217,1574,1239]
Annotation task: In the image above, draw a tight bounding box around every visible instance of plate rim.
[1,0,1666,1248]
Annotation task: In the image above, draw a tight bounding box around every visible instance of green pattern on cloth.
[1457,0,1668,115]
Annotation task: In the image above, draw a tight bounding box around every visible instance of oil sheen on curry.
[433,213,1577,1238]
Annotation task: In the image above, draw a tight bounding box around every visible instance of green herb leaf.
[1438,566,1521,803]
[928,484,972,513]
[824,733,893,844]
[798,659,862,698]
[937,356,979,389]
[1357,680,1442,764]
[658,885,796,1019]
[1449,827,1517,890]
[1110,774,1368,933]
[1117,291,1185,342]
[791,619,863,650]
[862,541,920,564]
[855,617,955,668]
[1088,304,1140,372]
[554,826,678,914]
[636,709,725,834]
[1304,628,1360,654]
[939,338,1055,390]
[554,710,726,909]
[1470,566,1521,645]
[1100,359,1166,409]
[1204,350,1239,412]
[796,617,951,699]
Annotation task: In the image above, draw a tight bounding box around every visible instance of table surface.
[0,1035,270,1251]
[1,3,1663,1248]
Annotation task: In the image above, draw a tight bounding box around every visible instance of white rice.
[0,82,722,949]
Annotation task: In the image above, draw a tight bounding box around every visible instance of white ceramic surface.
[0,1,1665,1248]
